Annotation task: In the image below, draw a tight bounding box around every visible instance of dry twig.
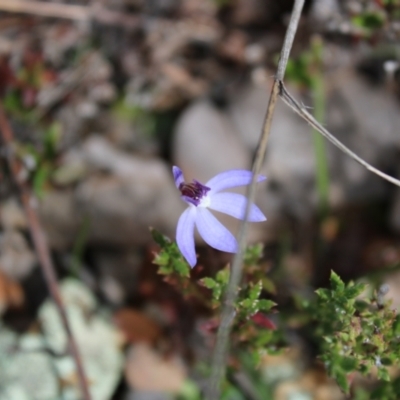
[0,0,140,29]
[205,1,306,399]
[0,104,92,400]
[278,82,400,187]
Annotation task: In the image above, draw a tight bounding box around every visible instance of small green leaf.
[339,356,358,373]
[151,228,171,247]
[377,367,390,382]
[335,370,350,392]
[330,271,345,291]
[258,299,276,312]
[201,278,217,290]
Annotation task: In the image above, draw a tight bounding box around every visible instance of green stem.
[311,38,329,216]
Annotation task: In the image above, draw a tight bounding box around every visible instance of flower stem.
[205,1,306,398]
[310,36,330,216]
[0,104,92,400]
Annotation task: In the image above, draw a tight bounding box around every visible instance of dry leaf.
[114,308,161,344]
[125,343,186,392]
[0,269,24,314]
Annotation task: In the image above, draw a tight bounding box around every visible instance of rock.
[392,191,400,232]
[230,0,282,27]
[262,98,318,219]
[124,391,171,400]
[143,0,181,16]
[93,249,142,305]
[324,69,399,203]
[228,83,317,219]
[329,69,400,155]
[40,137,184,249]
[39,190,81,250]
[0,231,37,280]
[227,82,270,150]
[76,137,184,245]
[390,167,400,233]
[173,99,250,183]
[38,279,123,400]
[227,70,400,219]
[125,343,186,392]
[1,199,27,230]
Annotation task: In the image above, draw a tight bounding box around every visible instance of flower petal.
[208,192,266,222]
[172,166,184,188]
[176,207,197,267]
[206,170,266,194]
[195,208,238,253]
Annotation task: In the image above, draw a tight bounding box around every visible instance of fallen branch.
[0,104,92,400]
[278,81,400,188]
[205,0,306,399]
[0,0,140,29]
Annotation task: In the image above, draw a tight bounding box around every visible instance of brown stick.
[205,0,306,398]
[0,0,88,20]
[0,0,140,29]
[0,104,92,400]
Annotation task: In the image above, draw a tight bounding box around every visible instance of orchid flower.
[173,166,267,267]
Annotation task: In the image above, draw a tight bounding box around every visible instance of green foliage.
[152,233,282,363]
[352,11,386,31]
[112,97,156,137]
[238,281,276,319]
[151,228,190,278]
[305,271,400,393]
[14,122,62,198]
[369,376,400,400]
[201,268,229,308]
[243,243,264,267]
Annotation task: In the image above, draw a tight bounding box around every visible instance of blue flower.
[173,166,267,267]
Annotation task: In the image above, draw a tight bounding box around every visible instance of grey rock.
[39,190,81,250]
[391,191,400,232]
[227,83,269,150]
[173,100,250,183]
[262,99,317,219]
[93,249,142,305]
[1,199,27,230]
[0,230,37,280]
[390,166,400,233]
[227,83,317,219]
[125,391,171,400]
[227,72,400,219]
[40,137,184,249]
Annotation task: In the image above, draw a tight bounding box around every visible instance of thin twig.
[205,1,306,399]
[0,0,88,20]
[0,0,140,29]
[278,82,400,187]
[0,104,92,400]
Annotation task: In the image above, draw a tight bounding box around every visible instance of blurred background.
[0,0,400,399]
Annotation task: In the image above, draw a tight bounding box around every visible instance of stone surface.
[40,136,184,249]
[125,343,186,392]
[173,100,251,183]
[226,72,400,219]
[227,82,270,150]
[0,231,37,280]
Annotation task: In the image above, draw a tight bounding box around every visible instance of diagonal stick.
[278,82,400,187]
[205,1,306,399]
[0,104,92,400]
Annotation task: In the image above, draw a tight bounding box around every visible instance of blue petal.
[173,166,184,188]
[195,208,238,253]
[209,192,266,222]
[205,170,266,194]
[176,207,197,267]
